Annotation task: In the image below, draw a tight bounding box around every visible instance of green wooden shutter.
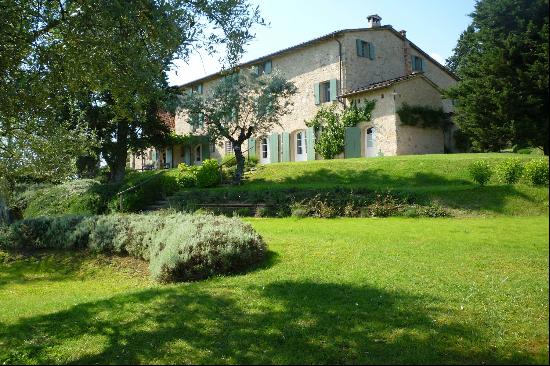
[152,149,157,161]
[356,39,363,57]
[368,42,375,60]
[314,83,321,105]
[248,137,256,159]
[202,140,210,160]
[344,127,361,158]
[166,147,173,168]
[329,79,338,101]
[281,132,290,162]
[264,60,272,74]
[197,84,203,94]
[306,127,315,161]
[269,133,279,163]
[420,58,424,71]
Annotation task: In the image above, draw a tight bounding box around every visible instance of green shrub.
[176,163,198,188]
[196,159,220,188]
[0,213,266,283]
[364,193,404,217]
[416,204,449,218]
[290,203,309,218]
[148,214,266,283]
[523,158,549,186]
[495,158,524,184]
[468,161,493,186]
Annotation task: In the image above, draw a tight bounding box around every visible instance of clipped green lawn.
[1,217,548,364]
[236,153,549,215]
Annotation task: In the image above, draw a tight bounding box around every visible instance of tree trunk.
[543,142,549,156]
[233,143,246,185]
[0,197,10,225]
[108,121,129,183]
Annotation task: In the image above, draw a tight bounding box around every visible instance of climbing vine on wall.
[306,100,376,159]
[396,103,451,129]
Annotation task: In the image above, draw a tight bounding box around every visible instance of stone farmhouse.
[130,15,458,170]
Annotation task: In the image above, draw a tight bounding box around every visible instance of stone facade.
[131,20,458,169]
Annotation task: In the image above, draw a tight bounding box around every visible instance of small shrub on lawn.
[148,214,266,283]
[196,159,220,188]
[0,213,266,283]
[495,158,524,184]
[290,203,309,218]
[468,160,493,186]
[523,158,549,186]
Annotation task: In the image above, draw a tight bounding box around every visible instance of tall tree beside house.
[445,0,549,154]
[179,69,297,184]
[0,0,265,184]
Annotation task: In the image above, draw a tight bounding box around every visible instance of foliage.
[1,0,265,184]
[0,212,266,283]
[179,69,297,183]
[468,161,493,186]
[445,0,549,154]
[397,103,451,129]
[523,158,549,186]
[305,101,376,159]
[196,159,221,188]
[495,158,524,184]
[177,163,199,188]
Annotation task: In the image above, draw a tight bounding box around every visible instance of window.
[256,60,272,75]
[296,131,308,155]
[224,140,233,154]
[190,113,204,131]
[356,39,375,60]
[210,142,216,153]
[321,81,331,103]
[191,84,203,94]
[412,56,424,72]
[261,138,268,159]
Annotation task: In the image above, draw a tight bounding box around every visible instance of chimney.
[399,29,407,38]
[367,14,382,28]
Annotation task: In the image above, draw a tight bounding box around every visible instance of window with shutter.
[412,56,424,72]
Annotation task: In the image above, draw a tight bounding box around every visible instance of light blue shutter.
[166,147,173,168]
[248,137,256,159]
[255,65,261,76]
[281,132,290,162]
[329,79,338,101]
[368,43,375,60]
[345,127,361,158]
[356,39,363,57]
[183,146,191,165]
[314,83,321,105]
[306,127,315,160]
[197,84,203,94]
[152,149,157,161]
[269,133,279,163]
[264,60,272,74]
[420,58,424,71]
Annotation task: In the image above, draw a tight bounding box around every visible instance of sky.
[167,0,477,86]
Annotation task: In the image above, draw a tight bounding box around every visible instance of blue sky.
[167,0,476,86]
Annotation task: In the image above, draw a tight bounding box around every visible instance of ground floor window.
[195,144,202,164]
[261,138,268,159]
[225,140,233,154]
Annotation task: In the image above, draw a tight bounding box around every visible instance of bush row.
[170,189,450,218]
[468,158,549,186]
[0,213,266,283]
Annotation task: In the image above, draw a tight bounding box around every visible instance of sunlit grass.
[1,216,548,364]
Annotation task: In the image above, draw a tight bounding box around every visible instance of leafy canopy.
[445,0,549,154]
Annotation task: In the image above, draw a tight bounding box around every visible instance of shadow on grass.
[0,280,539,364]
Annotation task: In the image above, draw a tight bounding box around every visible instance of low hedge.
[0,213,266,283]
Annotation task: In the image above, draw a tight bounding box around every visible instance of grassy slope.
[1,217,548,364]
[232,153,548,215]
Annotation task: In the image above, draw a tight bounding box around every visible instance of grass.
[1,216,548,364]
[195,153,547,216]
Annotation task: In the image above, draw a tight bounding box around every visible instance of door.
[295,130,307,162]
[194,144,202,165]
[366,127,377,157]
[260,137,270,164]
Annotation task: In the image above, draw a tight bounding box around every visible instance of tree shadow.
[0,280,540,364]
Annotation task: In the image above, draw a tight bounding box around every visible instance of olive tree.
[179,69,296,183]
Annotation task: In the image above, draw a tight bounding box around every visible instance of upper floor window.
[356,39,375,60]
[191,84,203,94]
[190,112,204,131]
[210,142,216,153]
[256,60,272,76]
[412,56,424,72]
[315,79,337,104]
